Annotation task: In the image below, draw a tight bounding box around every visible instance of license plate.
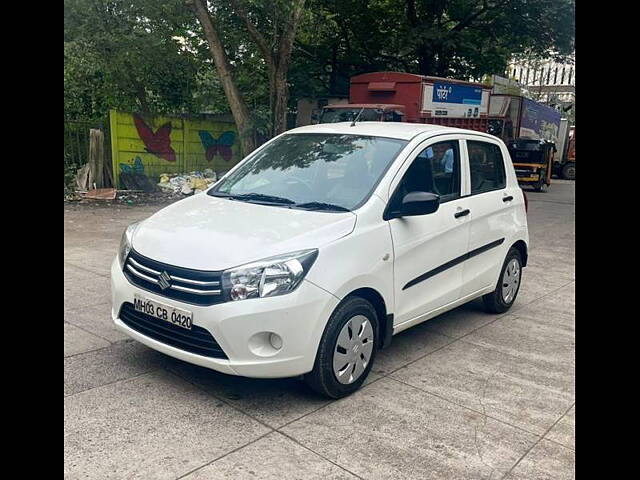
[133,294,193,330]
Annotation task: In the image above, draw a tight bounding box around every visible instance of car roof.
[325,103,405,110]
[286,121,494,141]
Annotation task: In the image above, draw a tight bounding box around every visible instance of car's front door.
[387,137,472,327]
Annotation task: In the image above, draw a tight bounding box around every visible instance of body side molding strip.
[402,238,505,290]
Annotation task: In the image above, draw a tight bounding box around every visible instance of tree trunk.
[231,0,305,137]
[89,129,105,188]
[272,69,289,135]
[407,0,436,75]
[186,0,256,155]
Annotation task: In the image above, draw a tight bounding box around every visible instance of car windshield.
[210,133,407,211]
[320,108,382,123]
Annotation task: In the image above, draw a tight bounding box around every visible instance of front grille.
[124,249,225,306]
[119,302,228,359]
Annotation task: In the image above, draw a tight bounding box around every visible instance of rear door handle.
[502,196,514,202]
[454,209,470,218]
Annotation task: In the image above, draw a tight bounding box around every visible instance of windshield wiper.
[208,191,233,198]
[231,193,295,205]
[293,201,351,212]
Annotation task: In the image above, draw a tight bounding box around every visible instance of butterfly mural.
[120,156,145,174]
[198,130,236,162]
[133,113,177,163]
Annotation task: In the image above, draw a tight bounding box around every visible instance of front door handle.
[454,209,470,218]
[502,195,514,202]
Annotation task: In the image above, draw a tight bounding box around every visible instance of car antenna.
[350,107,365,127]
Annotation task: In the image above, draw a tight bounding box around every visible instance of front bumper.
[110,257,339,378]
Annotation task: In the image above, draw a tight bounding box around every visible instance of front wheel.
[482,247,523,314]
[533,171,546,192]
[304,296,378,399]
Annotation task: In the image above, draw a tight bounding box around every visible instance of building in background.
[506,54,575,121]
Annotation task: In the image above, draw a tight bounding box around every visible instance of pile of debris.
[156,169,218,195]
[69,164,220,205]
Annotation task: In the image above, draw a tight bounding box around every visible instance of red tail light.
[523,191,528,213]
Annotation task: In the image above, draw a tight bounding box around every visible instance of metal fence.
[65,119,113,168]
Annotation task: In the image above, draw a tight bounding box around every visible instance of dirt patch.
[64,191,185,210]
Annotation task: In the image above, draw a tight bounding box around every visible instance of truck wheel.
[304,296,378,399]
[562,163,575,180]
[533,174,545,192]
[482,247,523,314]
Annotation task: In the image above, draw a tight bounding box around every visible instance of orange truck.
[319,71,492,132]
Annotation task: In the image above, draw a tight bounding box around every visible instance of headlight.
[118,222,139,270]
[222,249,318,301]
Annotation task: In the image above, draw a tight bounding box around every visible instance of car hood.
[131,193,356,270]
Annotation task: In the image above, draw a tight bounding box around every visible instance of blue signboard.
[520,98,561,143]
[432,83,483,105]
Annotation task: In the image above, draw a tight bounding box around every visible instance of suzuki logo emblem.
[158,271,171,290]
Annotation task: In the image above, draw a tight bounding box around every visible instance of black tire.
[304,296,379,399]
[533,171,546,192]
[482,247,523,314]
[562,163,575,180]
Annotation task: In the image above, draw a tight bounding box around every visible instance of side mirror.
[400,191,440,217]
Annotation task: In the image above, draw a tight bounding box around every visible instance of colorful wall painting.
[109,110,242,189]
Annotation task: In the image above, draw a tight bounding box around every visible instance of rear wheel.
[304,296,378,399]
[562,163,575,180]
[482,247,523,314]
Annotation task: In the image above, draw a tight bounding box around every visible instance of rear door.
[460,136,520,296]
[387,136,471,326]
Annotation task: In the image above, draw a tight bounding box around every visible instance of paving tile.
[64,340,169,396]
[374,322,453,375]
[64,274,112,311]
[65,302,128,343]
[282,378,537,480]
[65,247,118,276]
[504,439,575,480]
[182,431,358,479]
[513,283,575,328]
[165,358,330,429]
[64,262,104,283]
[545,405,575,451]
[64,370,270,480]
[463,315,575,396]
[422,298,500,339]
[512,268,573,309]
[390,336,573,435]
[64,322,110,357]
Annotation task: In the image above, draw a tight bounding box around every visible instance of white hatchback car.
[111,122,529,398]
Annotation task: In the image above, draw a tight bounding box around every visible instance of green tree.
[290,0,574,98]
[64,0,203,119]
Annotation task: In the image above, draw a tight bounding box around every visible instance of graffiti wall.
[109,110,241,188]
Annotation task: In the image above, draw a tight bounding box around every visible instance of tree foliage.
[65,0,575,129]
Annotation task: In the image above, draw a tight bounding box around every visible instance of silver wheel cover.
[332,315,374,384]
[501,258,521,303]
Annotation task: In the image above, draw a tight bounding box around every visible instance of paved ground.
[64,180,575,480]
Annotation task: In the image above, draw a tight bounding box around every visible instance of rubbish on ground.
[191,178,210,191]
[76,163,91,191]
[120,172,157,193]
[83,188,117,200]
[155,171,218,194]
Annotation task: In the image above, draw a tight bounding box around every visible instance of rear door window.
[467,140,507,194]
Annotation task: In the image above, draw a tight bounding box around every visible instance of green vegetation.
[64,0,575,141]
